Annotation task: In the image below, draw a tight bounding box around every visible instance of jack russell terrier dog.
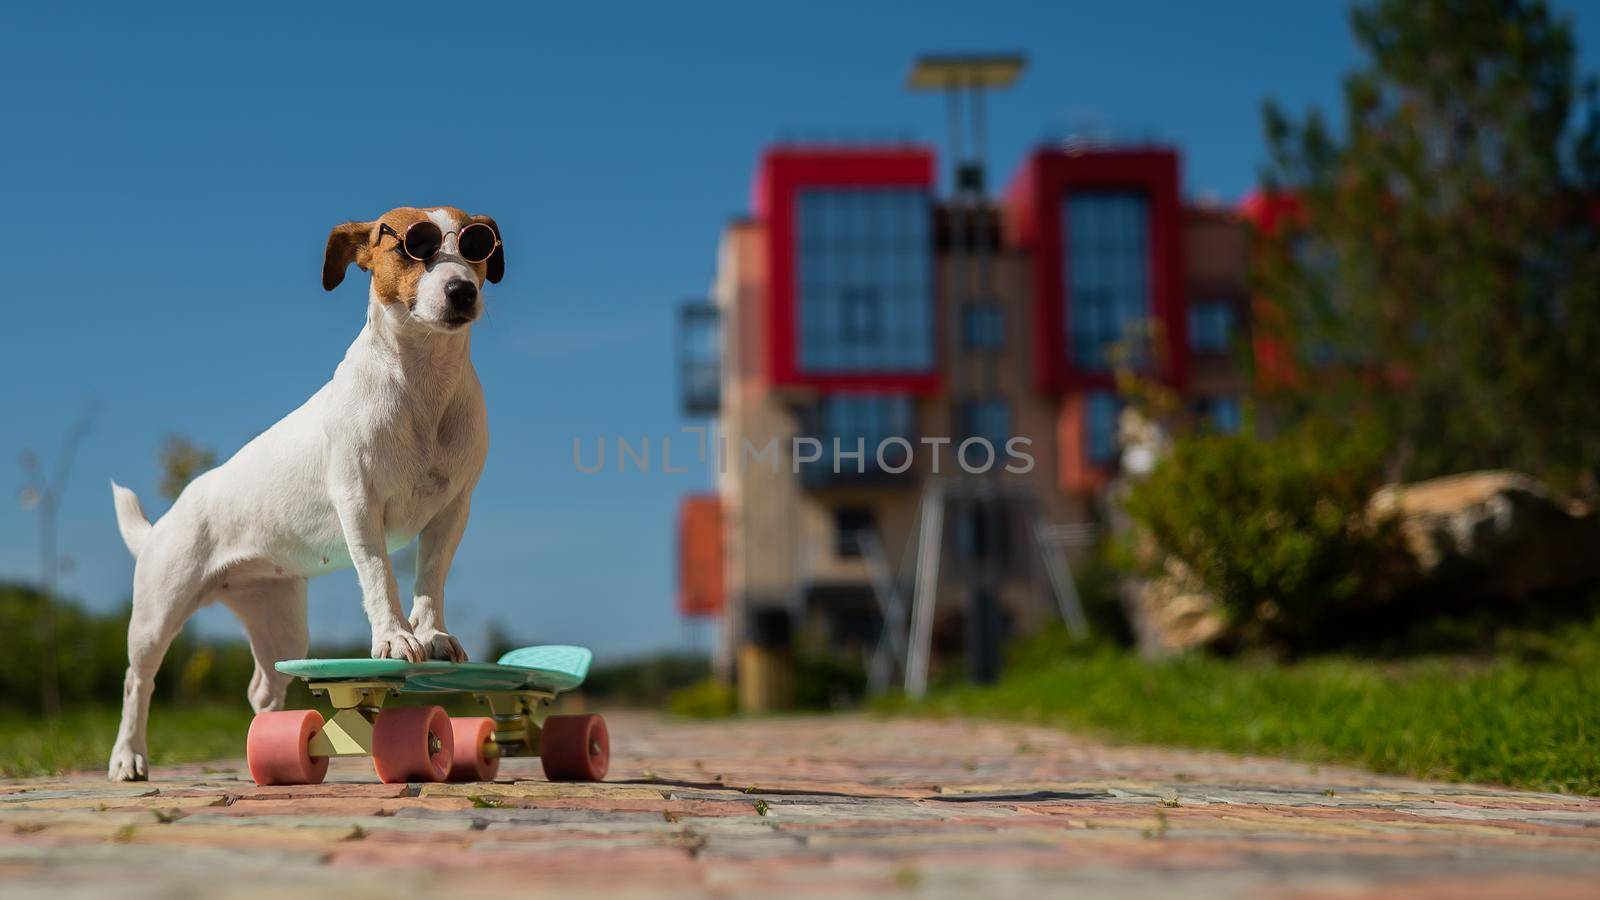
[105,206,502,781]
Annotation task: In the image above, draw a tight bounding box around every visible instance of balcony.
[797,394,920,491]
[798,441,921,490]
[677,301,720,417]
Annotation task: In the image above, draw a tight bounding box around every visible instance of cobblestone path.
[3,713,1597,898]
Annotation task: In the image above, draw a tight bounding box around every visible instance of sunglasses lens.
[458,223,498,263]
[404,222,444,261]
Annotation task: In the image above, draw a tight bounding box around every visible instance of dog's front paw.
[414,628,467,662]
[371,627,427,663]
[107,744,148,782]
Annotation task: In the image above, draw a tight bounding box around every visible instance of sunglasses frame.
[376,220,501,264]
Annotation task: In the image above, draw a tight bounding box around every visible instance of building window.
[1196,395,1243,433]
[1064,190,1150,370]
[814,393,916,473]
[796,188,934,374]
[834,507,876,557]
[1189,299,1235,355]
[958,397,1011,450]
[839,286,883,345]
[1085,391,1121,465]
[961,302,1005,353]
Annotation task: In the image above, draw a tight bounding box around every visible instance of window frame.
[794,187,935,376]
[960,301,1006,354]
[1063,189,1152,372]
[1188,298,1237,356]
[956,396,1012,450]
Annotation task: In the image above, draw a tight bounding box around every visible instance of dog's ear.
[470,214,505,284]
[322,220,374,291]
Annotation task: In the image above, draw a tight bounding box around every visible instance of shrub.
[666,678,736,718]
[1120,416,1396,646]
[791,649,868,710]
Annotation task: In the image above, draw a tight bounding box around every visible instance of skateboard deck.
[275,644,592,694]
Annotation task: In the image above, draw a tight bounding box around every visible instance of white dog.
[105,207,502,781]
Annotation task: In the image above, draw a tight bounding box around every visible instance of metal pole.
[904,482,945,698]
[861,530,907,692]
[905,55,1029,691]
[1033,513,1090,640]
[970,84,987,174]
[945,84,965,175]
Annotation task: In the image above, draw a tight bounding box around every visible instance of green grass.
[890,622,1600,796]
[0,705,252,778]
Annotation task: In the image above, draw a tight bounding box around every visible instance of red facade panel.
[677,493,724,617]
[1004,148,1189,393]
[753,146,941,393]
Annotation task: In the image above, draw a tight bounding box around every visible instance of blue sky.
[3,1,1597,659]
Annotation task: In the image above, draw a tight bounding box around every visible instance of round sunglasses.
[376,220,500,264]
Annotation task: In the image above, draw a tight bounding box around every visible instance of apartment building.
[677,142,1252,706]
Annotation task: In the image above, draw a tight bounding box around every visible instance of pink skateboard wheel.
[371,706,453,784]
[247,709,330,786]
[447,716,501,782]
[540,714,609,782]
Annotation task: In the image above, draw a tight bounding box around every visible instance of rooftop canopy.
[906,53,1026,90]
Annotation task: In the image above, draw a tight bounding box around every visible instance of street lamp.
[907,53,1025,196]
[901,53,1026,696]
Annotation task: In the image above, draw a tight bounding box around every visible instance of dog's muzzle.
[443,279,478,326]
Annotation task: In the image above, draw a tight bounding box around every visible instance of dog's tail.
[110,480,153,558]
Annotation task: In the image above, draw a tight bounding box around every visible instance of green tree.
[1259,0,1600,491]
[158,434,215,502]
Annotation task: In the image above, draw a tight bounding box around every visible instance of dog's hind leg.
[108,541,208,782]
[221,577,309,713]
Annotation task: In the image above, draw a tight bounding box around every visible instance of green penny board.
[275,645,591,694]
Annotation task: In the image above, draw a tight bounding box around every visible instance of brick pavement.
[2,712,1597,898]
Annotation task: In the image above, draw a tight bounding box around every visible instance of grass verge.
[0,705,252,778]
[886,621,1600,796]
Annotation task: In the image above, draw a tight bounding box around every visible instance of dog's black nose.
[445,279,478,312]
